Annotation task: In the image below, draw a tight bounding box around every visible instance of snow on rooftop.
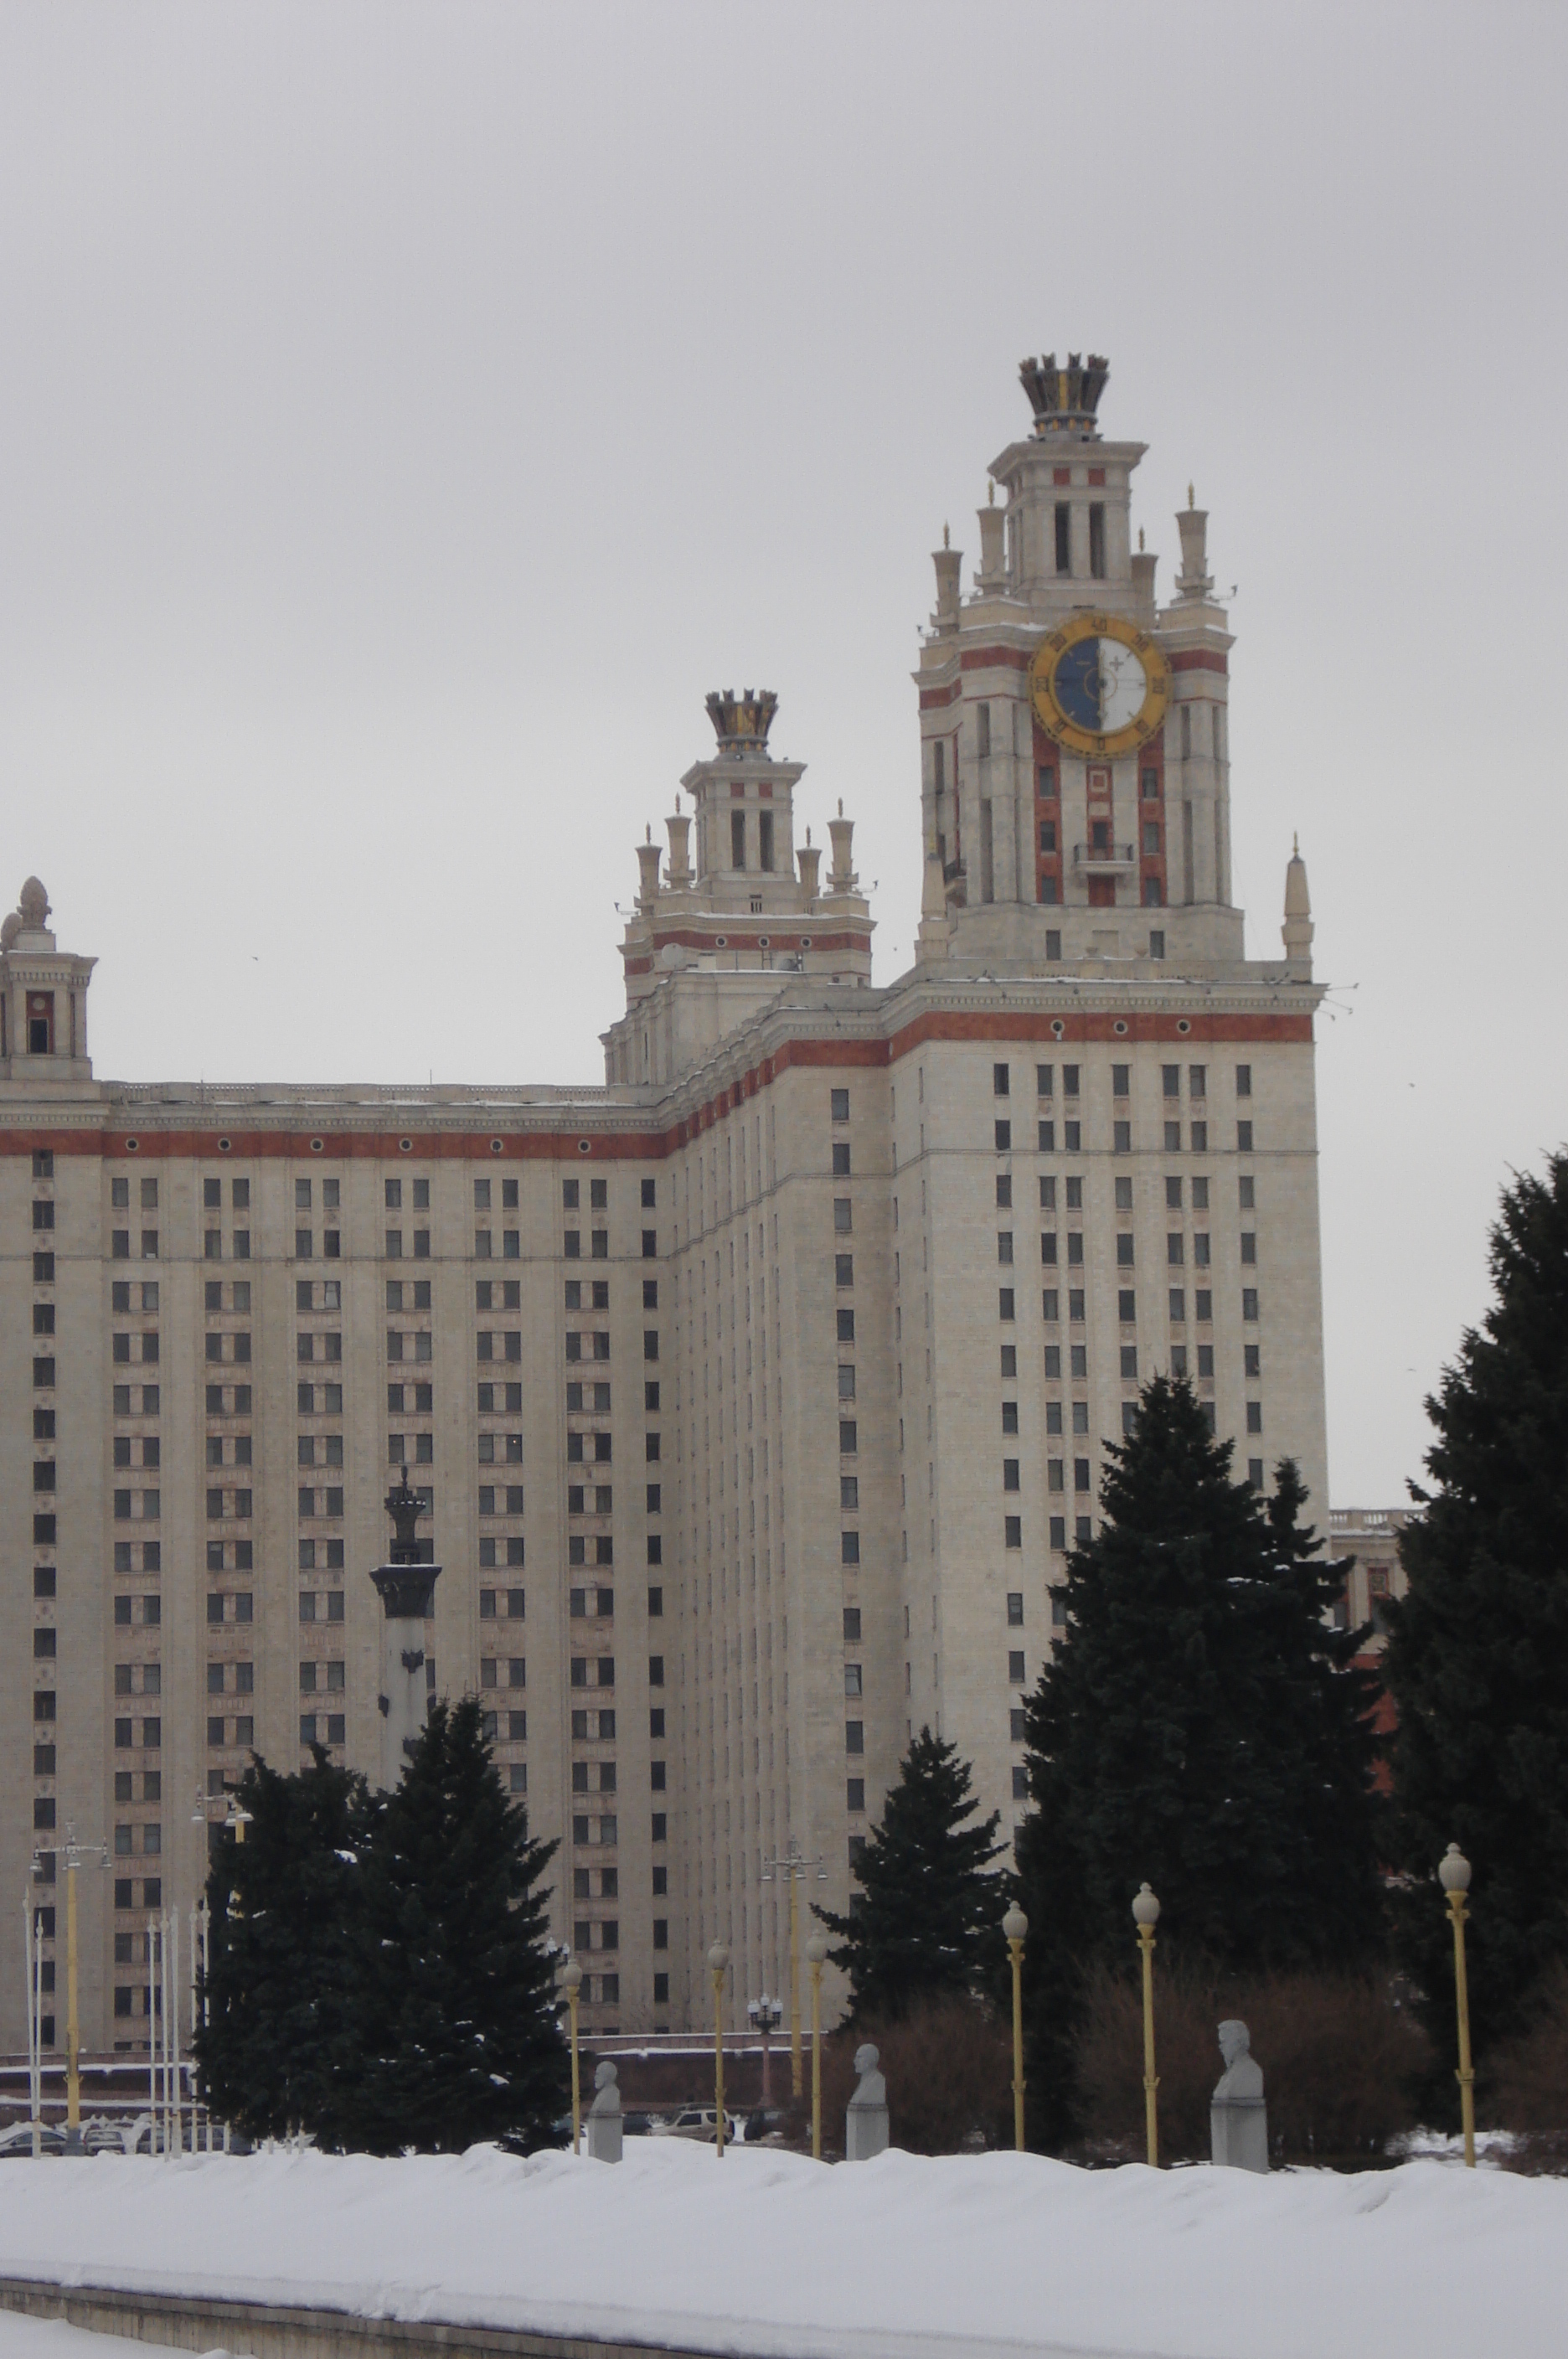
[0,2141,1560,2359]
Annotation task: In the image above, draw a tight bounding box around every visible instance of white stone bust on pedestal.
[1210,2020,1268,2173]
[845,2040,889,2160]
[586,2057,622,2163]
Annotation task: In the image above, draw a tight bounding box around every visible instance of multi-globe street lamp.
[759,1845,827,2097]
[748,1991,783,2108]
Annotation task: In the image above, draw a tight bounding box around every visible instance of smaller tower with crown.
[0,880,96,1084]
[602,692,872,1086]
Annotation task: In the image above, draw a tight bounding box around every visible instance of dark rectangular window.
[1054,503,1070,574]
[1088,503,1106,578]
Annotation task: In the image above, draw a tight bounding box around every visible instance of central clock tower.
[915,354,1240,971]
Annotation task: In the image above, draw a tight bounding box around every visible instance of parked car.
[0,2121,63,2158]
[654,2106,736,2144]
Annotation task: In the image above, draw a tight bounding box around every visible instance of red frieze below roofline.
[622,926,870,977]
[2,1013,1312,1164]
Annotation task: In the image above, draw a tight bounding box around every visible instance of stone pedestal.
[586,2059,622,2164]
[1210,2093,1268,2172]
[1210,2019,1269,2173]
[845,2041,889,2161]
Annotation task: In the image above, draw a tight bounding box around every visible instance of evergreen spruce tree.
[813,1729,1006,2021]
[347,1696,567,2153]
[1384,1152,1568,2061]
[1015,1375,1386,2144]
[194,1747,372,2146]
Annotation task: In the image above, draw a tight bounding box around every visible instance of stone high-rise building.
[3,356,1327,2057]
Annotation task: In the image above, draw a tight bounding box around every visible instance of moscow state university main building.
[2,358,1327,2050]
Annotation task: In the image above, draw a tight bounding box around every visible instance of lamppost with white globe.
[1132,1882,1160,2167]
[1003,1902,1028,2151]
[1438,1843,1476,2169]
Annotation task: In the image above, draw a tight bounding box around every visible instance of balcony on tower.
[1072,834,1137,877]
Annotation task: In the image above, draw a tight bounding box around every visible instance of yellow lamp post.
[708,1943,730,2155]
[1003,1902,1028,2152]
[761,1845,827,2098]
[1132,1882,1160,2168]
[804,1932,828,2160]
[1438,1844,1476,2169]
[59,1826,106,2155]
[561,1959,583,2153]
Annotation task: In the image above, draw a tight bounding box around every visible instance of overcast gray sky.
[2,1,1564,1510]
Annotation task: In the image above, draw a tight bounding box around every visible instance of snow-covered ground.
[0,2142,1560,2359]
[0,2322,123,2359]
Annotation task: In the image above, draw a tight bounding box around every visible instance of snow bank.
[0,2320,135,2359]
[0,2142,1560,2359]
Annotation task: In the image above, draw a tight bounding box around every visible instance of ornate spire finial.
[942,523,950,549]
[705,690,777,751]
[1138,527,1145,552]
[987,479,995,506]
[1018,352,1110,436]
[1188,482,1195,509]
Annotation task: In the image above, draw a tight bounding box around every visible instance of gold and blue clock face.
[1029,612,1171,758]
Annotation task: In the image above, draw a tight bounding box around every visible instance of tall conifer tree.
[1015,1376,1385,2143]
[348,1696,567,2153]
[814,1729,1006,2021]
[1384,1152,1568,2057]
[195,1747,372,2146]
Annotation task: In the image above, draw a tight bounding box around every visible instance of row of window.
[1019,1231,1257,1267]
[999,1288,1261,1326]
[1001,1119,1256,1154]
[996,1062,1252,1100]
[1000,1175,1253,1212]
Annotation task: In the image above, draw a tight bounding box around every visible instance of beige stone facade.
[3,359,1331,2061]
[1328,1508,1410,1647]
